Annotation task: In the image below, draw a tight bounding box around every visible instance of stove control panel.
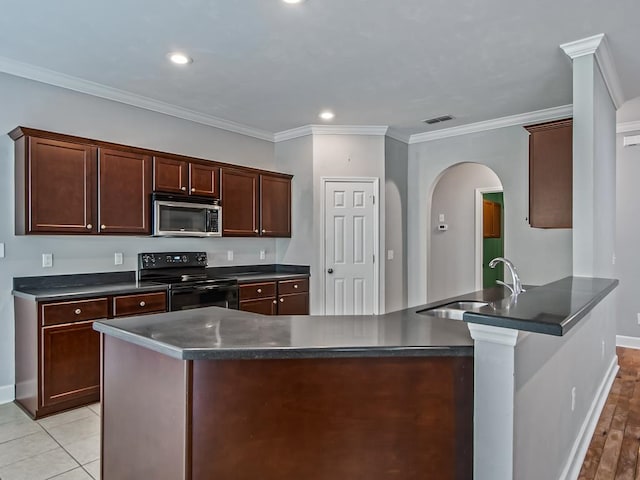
[138,252,207,269]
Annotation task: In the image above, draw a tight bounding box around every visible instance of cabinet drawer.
[41,298,109,326]
[113,291,167,317]
[278,278,309,295]
[239,282,276,301]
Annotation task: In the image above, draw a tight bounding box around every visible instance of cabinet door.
[240,298,278,315]
[221,168,259,236]
[190,163,219,197]
[27,137,97,234]
[41,320,100,407]
[153,156,188,194]
[526,119,573,228]
[277,293,309,315]
[260,174,291,237]
[99,149,151,234]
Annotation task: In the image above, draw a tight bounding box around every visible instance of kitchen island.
[94,276,618,480]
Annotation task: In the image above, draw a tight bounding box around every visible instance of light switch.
[42,253,53,268]
[0,242,4,258]
[114,252,123,265]
[227,250,234,261]
[439,214,445,222]
[387,250,394,260]
[259,250,266,260]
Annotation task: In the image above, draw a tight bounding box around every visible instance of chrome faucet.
[489,257,525,295]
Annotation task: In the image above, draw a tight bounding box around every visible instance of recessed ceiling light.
[167,52,193,65]
[282,0,306,4]
[319,111,335,121]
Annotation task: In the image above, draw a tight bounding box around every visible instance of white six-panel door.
[324,179,377,315]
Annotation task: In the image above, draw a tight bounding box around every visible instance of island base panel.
[192,356,473,480]
[101,336,190,480]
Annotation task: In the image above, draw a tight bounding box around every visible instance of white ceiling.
[0,0,639,139]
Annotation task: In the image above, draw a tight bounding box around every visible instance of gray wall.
[384,137,408,312]
[615,98,640,337]
[0,72,277,396]
[407,126,573,306]
[428,163,501,302]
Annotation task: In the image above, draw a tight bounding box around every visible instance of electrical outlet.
[114,252,123,265]
[259,250,266,260]
[637,313,640,325]
[227,250,234,261]
[0,242,4,258]
[42,253,53,268]
[387,250,394,260]
[571,387,576,412]
[601,340,605,359]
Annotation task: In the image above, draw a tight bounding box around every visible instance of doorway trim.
[320,176,381,315]
[475,186,504,290]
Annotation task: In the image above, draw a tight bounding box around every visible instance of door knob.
[327,268,333,274]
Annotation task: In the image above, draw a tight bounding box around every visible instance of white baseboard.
[0,384,15,405]
[558,355,619,480]
[616,335,640,349]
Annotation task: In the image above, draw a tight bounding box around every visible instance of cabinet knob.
[74,308,81,315]
[139,301,146,307]
[181,186,186,191]
[191,188,196,192]
[257,288,262,293]
[273,300,277,304]
[262,229,266,233]
[294,284,298,289]
[254,229,258,234]
[86,224,92,229]
[101,225,106,230]
[280,298,284,303]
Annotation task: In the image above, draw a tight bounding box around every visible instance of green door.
[482,192,504,288]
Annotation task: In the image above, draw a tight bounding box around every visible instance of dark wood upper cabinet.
[524,118,573,229]
[15,135,97,234]
[98,148,151,234]
[260,174,291,237]
[189,163,219,197]
[221,167,259,236]
[153,156,188,194]
[153,156,219,198]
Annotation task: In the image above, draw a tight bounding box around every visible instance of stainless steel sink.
[417,300,489,321]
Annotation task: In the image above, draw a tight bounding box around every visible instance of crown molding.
[274,124,389,142]
[408,104,573,144]
[0,56,275,142]
[385,128,410,144]
[560,34,625,109]
[618,121,640,134]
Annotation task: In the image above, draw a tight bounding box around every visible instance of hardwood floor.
[580,347,640,479]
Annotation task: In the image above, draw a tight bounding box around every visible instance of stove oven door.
[170,284,239,311]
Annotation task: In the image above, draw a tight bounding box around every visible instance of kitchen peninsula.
[94,276,617,480]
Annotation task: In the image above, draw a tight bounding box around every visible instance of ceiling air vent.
[423,115,454,125]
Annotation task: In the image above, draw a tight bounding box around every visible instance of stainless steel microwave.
[152,193,222,237]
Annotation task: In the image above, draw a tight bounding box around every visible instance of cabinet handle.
[139,301,146,307]
[280,298,284,303]
[74,308,82,315]
[101,225,106,230]
[86,224,92,229]
[181,186,186,191]
[191,188,196,192]
[257,288,262,293]
[294,284,298,289]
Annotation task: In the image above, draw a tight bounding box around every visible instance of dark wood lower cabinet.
[41,321,100,408]
[239,277,310,316]
[101,336,473,480]
[240,298,278,315]
[277,293,309,315]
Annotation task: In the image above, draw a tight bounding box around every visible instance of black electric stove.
[138,252,238,311]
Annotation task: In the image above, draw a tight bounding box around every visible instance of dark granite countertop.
[93,275,618,360]
[94,306,475,360]
[12,271,168,301]
[231,272,309,283]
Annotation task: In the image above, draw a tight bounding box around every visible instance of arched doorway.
[428,162,503,302]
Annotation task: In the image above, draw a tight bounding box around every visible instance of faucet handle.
[495,280,516,295]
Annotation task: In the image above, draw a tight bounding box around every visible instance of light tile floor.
[0,402,100,480]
